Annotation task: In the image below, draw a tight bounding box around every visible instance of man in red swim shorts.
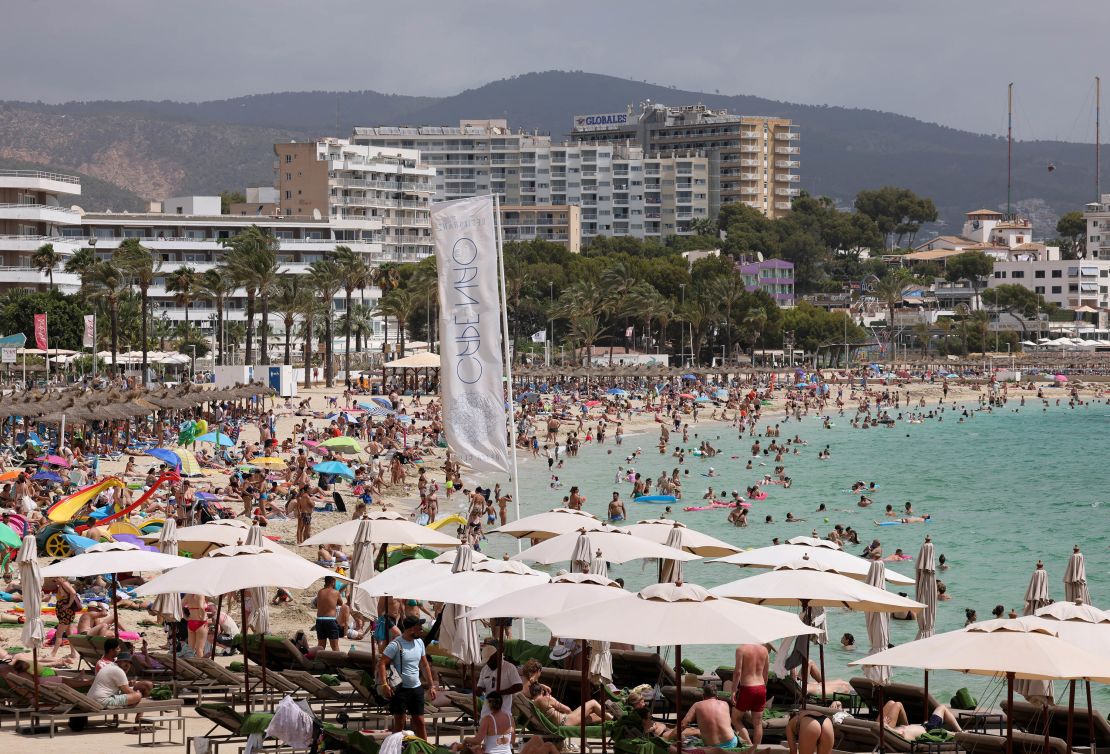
[732,643,769,747]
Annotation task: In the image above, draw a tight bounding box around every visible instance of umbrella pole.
[1085,681,1095,754]
[1066,680,1074,754]
[212,595,223,660]
[818,641,826,702]
[675,644,684,754]
[923,670,929,723]
[241,589,251,713]
[800,600,810,710]
[877,684,885,754]
[581,641,588,754]
[32,646,39,711]
[112,574,120,639]
[1007,673,1014,754]
[1044,702,1051,754]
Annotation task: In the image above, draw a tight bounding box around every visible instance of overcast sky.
[3,0,1106,138]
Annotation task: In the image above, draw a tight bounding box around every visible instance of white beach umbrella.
[301,511,461,548]
[402,558,549,607]
[40,541,189,578]
[626,519,740,557]
[786,535,842,550]
[851,617,1110,681]
[863,559,892,684]
[1027,607,1110,657]
[493,507,603,540]
[710,557,925,613]
[542,581,819,648]
[713,543,914,585]
[346,518,378,621]
[915,536,937,639]
[570,531,594,574]
[513,525,700,566]
[134,544,348,597]
[437,546,483,665]
[659,525,685,585]
[17,535,45,709]
[150,519,184,623]
[356,550,490,598]
[155,520,288,557]
[851,618,1110,754]
[243,525,270,634]
[586,556,613,684]
[1064,546,1091,605]
[1024,560,1051,615]
[466,573,624,621]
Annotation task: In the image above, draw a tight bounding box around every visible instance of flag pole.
[492,194,524,638]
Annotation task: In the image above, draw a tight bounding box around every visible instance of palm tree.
[379,288,419,359]
[223,225,280,365]
[600,260,638,363]
[711,270,750,364]
[555,280,608,365]
[407,258,439,350]
[113,238,160,375]
[333,246,372,378]
[81,261,124,369]
[165,266,198,329]
[342,302,376,352]
[678,295,719,366]
[153,315,174,351]
[371,261,402,350]
[64,247,98,278]
[742,307,770,364]
[197,267,232,366]
[308,258,343,386]
[32,243,62,290]
[274,274,312,366]
[873,270,914,364]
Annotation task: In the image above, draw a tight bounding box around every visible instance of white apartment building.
[988,258,1110,310]
[274,139,436,262]
[0,169,83,280]
[352,121,710,243]
[1082,194,1110,260]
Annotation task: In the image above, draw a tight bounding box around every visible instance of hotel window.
[1011,271,1024,278]
[1035,286,1045,294]
[1051,286,1062,294]
[1034,270,1045,278]
[285,154,292,163]
[1051,270,1062,278]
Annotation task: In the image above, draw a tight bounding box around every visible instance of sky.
[3,0,1107,139]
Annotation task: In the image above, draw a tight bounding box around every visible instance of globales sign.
[573,112,630,131]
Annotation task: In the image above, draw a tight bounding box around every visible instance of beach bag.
[384,638,405,690]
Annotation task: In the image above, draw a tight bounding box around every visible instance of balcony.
[739,187,759,195]
[739,145,759,153]
[740,173,760,180]
[0,235,82,253]
[0,266,81,290]
[740,130,760,139]
[0,169,82,196]
[775,160,800,169]
[743,201,762,209]
[0,203,81,225]
[740,159,760,167]
[775,188,801,197]
[775,174,800,182]
[775,202,793,210]
[330,177,435,193]
[775,146,801,155]
[778,131,801,140]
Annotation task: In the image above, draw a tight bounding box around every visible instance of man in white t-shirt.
[476,644,522,718]
[87,651,146,708]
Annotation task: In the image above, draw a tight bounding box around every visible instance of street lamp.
[679,283,686,366]
[548,281,554,367]
[188,344,197,382]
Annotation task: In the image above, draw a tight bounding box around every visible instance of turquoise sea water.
[474,397,1110,704]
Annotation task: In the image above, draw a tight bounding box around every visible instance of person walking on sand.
[314,575,344,652]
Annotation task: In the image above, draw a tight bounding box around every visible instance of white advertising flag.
[432,196,510,475]
[530,330,546,343]
[82,315,96,348]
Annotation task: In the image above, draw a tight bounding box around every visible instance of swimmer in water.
[857,495,873,507]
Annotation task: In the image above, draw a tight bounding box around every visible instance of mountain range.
[2,71,1100,233]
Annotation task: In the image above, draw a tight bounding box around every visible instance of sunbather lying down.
[883,701,962,739]
[801,660,854,696]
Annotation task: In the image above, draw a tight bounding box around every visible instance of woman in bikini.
[528,683,606,726]
[46,576,80,666]
[183,593,209,656]
[786,708,835,754]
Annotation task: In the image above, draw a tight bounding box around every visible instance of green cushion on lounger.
[614,736,670,754]
[320,673,340,686]
[951,687,978,710]
[403,738,452,754]
[429,654,459,669]
[680,659,704,675]
[240,711,276,736]
[916,730,953,743]
[229,661,245,672]
[503,639,552,665]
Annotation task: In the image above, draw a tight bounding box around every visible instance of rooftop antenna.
[1007,82,1013,219]
[1097,76,1101,200]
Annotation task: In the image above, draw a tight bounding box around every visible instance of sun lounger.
[956,730,1069,754]
[611,650,677,690]
[6,672,183,738]
[66,634,105,670]
[850,677,943,721]
[280,669,363,709]
[149,652,236,701]
[1002,699,1110,747]
[240,634,326,672]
